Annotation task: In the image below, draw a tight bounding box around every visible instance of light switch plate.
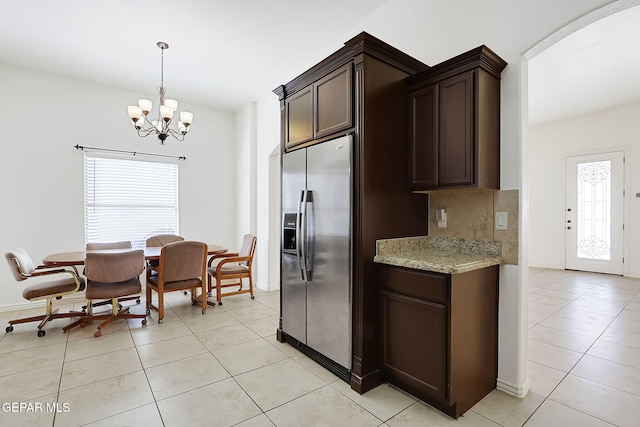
[495,212,508,230]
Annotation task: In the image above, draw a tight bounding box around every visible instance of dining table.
[43,243,228,308]
[42,243,227,266]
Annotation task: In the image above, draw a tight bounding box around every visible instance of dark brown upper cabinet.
[406,46,507,192]
[283,63,353,151]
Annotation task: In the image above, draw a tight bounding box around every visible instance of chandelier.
[127,42,193,144]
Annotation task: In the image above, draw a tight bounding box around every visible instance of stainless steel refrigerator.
[281,134,352,379]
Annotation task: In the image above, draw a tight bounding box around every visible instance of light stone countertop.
[374,236,503,274]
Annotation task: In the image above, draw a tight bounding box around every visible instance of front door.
[565,151,624,275]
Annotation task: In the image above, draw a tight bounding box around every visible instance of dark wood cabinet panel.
[315,64,352,139]
[382,291,447,401]
[285,86,313,148]
[438,71,473,186]
[406,46,506,192]
[408,84,438,188]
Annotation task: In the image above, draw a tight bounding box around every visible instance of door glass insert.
[576,160,611,260]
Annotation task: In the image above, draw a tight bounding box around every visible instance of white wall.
[0,64,237,308]
[235,102,257,244]
[529,101,640,275]
[254,93,281,291]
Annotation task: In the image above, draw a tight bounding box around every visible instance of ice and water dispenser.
[282,213,297,254]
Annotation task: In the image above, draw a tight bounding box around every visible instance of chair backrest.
[146,234,184,247]
[86,241,132,250]
[4,248,36,281]
[239,234,257,267]
[85,250,144,283]
[159,241,207,283]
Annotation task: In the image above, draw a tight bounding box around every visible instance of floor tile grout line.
[523,272,636,426]
[52,319,72,427]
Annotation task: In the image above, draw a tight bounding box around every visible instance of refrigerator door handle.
[296,190,305,281]
[300,189,310,282]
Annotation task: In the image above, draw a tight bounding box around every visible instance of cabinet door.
[382,290,447,401]
[438,71,474,187]
[285,85,313,149]
[314,63,353,139]
[408,84,438,189]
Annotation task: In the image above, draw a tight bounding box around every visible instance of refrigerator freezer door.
[281,148,307,344]
[305,134,352,369]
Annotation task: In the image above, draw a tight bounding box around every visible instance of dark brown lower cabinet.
[379,264,498,419]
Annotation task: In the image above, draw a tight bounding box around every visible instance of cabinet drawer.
[379,265,448,302]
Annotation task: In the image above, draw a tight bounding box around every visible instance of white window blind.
[84,153,179,249]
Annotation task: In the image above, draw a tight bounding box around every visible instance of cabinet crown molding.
[273,32,428,100]
[405,45,507,89]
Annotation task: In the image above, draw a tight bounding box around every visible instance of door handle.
[296,190,305,281]
[300,190,309,282]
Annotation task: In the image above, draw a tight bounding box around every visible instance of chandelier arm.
[167,128,185,142]
[137,126,157,137]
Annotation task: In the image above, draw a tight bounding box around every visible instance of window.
[84,152,179,248]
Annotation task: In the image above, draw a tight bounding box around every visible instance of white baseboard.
[497,377,530,398]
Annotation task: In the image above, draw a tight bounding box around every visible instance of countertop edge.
[374,254,503,275]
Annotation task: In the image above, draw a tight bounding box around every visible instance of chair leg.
[146,287,152,313]
[92,306,147,338]
[158,290,164,323]
[248,275,255,299]
[200,284,207,314]
[6,298,86,336]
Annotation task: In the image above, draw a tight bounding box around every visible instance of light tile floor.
[0,268,639,426]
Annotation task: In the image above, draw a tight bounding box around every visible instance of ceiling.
[0,0,387,112]
[528,4,640,126]
[1,1,638,124]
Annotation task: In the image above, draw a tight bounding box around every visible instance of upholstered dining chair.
[146,240,208,323]
[65,249,147,337]
[145,234,184,276]
[145,234,185,248]
[206,234,257,305]
[4,248,86,337]
[83,241,140,312]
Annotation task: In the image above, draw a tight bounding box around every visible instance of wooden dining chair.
[206,234,257,305]
[65,250,147,337]
[145,234,184,278]
[4,248,86,337]
[83,241,140,312]
[145,240,208,323]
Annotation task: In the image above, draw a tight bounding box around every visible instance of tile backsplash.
[428,189,519,264]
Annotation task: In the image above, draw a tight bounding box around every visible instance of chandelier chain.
[160,44,165,90]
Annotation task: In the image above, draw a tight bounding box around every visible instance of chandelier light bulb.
[138,99,152,115]
[180,111,193,125]
[164,99,178,112]
[127,105,142,121]
[160,105,174,121]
